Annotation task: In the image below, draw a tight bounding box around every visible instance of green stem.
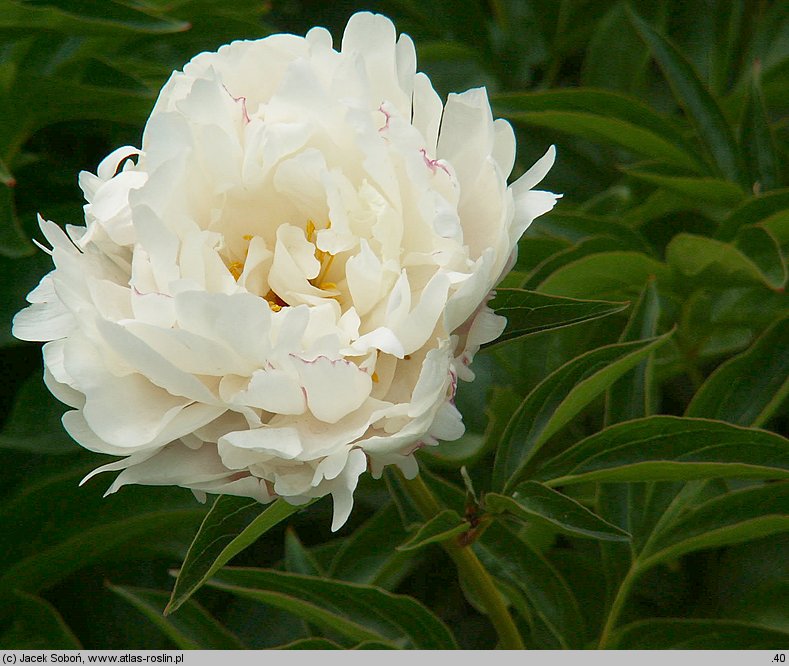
[598,564,640,649]
[399,473,525,650]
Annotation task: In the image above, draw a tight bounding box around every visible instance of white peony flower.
[13,12,558,531]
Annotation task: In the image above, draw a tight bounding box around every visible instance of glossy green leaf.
[22,75,154,130]
[396,509,468,551]
[524,236,634,289]
[504,110,702,173]
[581,3,651,94]
[741,63,781,192]
[628,8,747,184]
[0,0,191,35]
[206,568,458,649]
[515,236,572,273]
[493,331,673,492]
[623,168,745,206]
[667,232,785,290]
[537,251,672,301]
[605,278,661,425]
[687,315,789,426]
[487,288,629,349]
[733,226,787,289]
[529,211,651,251]
[492,89,701,172]
[328,503,415,589]
[475,522,585,648]
[536,416,789,486]
[0,461,205,610]
[108,584,245,649]
[166,497,314,616]
[639,483,789,570]
[610,618,789,649]
[715,189,789,241]
[0,591,81,649]
[0,372,75,453]
[485,483,629,541]
[284,528,324,577]
[421,431,487,467]
[275,638,343,649]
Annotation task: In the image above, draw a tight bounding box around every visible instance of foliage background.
[0,0,787,650]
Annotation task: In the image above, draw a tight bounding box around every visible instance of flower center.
[225,222,340,312]
[305,219,337,292]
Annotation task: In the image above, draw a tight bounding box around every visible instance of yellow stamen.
[243,234,253,241]
[306,220,316,242]
[267,301,282,312]
[371,372,379,383]
[319,281,337,291]
[315,252,335,285]
[228,261,244,281]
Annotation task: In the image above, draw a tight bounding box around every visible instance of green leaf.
[610,618,789,649]
[328,503,414,589]
[276,637,393,649]
[284,528,324,577]
[0,463,205,609]
[22,75,154,130]
[524,236,635,289]
[741,62,781,192]
[623,167,746,206]
[627,8,747,184]
[492,89,702,172]
[485,483,629,541]
[0,591,81,649]
[581,2,650,94]
[475,522,585,648]
[396,509,468,551]
[687,315,789,426]
[535,416,789,486]
[528,211,651,251]
[733,226,787,290]
[487,288,629,349]
[0,371,75,453]
[206,568,458,649]
[274,638,343,649]
[107,584,245,650]
[166,497,314,616]
[504,110,703,173]
[0,184,32,258]
[421,431,487,468]
[715,189,789,241]
[0,0,191,35]
[0,157,14,186]
[605,278,661,425]
[537,251,672,301]
[493,331,673,493]
[667,232,785,290]
[638,483,789,570]
[515,236,572,273]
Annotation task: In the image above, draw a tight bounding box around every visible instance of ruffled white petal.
[11,11,557,532]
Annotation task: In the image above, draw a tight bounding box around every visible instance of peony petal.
[411,73,443,154]
[96,319,217,403]
[293,355,373,424]
[219,426,303,459]
[326,447,367,531]
[233,367,306,414]
[12,298,75,342]
[511,144,556,192]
